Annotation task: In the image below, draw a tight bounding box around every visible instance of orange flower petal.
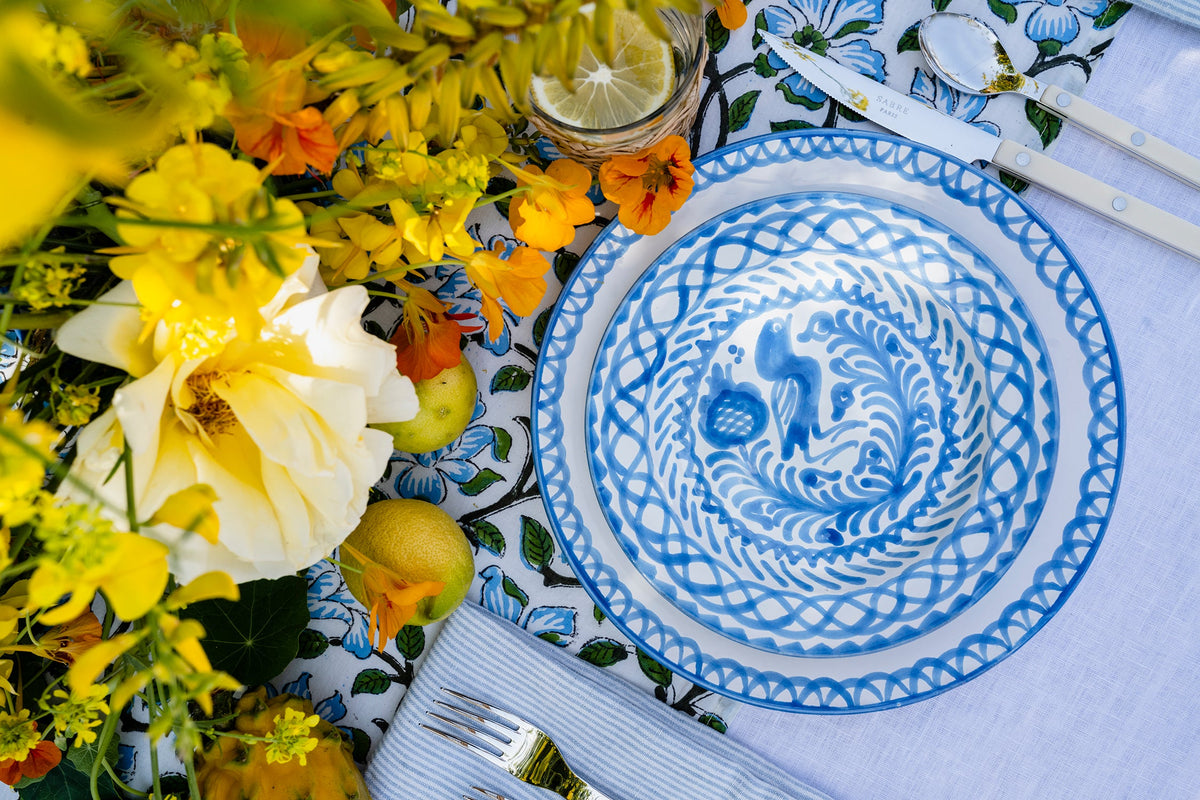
[717,0,749,30]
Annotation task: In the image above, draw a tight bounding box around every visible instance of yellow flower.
[56,255,420,583]
[264,708,321,765]
[53,383,101,427]
[12,249,86,310]
[27,501,170,625]
[509,159,595,251]
[464,242,551,341]
[0,411,57,527]
[106,142,310,339]
[41,684,110,747]
[390,195,476,262]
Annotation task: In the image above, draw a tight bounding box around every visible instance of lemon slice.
[531,7,676,129]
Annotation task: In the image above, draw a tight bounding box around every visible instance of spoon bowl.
[917,12,1042,101]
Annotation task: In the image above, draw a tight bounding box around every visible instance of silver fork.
[421,687,617,800]
[463,788,509,800]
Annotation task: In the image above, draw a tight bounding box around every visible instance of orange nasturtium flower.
[360,564,444,649]
[34,609,102,666]
[391,284,466,381]
[716,0,749,30]
[224,20,339,175]
[509,159,596,251]
[464,243,551,342]
[0,711,61,786]
[598,135,695,236]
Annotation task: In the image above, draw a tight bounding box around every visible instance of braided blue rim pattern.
[532,130,1124,712]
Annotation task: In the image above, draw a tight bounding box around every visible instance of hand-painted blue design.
[306,561,373,659]
[909,68,1001,137]
[388,399,493,504]
[1014,0,1107,47]
[755,317,823,458]
[478,565,577,645]
[587,189,1054,655]
[534,130,1123,712]
[699,363,769,448]
[760,0,886,106]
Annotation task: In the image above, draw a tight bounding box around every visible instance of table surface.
[727,6,1200,799]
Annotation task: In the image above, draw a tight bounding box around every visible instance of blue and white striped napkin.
[1136,0,1200,26]
[365,601,833,800]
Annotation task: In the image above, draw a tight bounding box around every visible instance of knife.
[761,31,1200,261]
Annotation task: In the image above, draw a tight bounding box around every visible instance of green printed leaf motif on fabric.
[351,667,394,696]
[579,637,629,667]
[521,515,555,570]
[491,364,532,392]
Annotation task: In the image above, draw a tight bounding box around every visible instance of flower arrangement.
[0,0,744,796]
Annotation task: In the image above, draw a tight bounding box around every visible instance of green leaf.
[728,90,760,132]
[296,628,330,659]
[770,119,814,132]
[179,575,309,685]
[490,364,532,393]
[520,515,555,569]
[15,758,119,800]
[636,648,674,686]
[351,667,393,696]
[1094,1,1132,29]
[897,25,920,53]
[935,0,953,10]
[777,82,826,110]
[537,631,562,644]
[987,0,1018,25]
[492,426,513,461]
[532,307,553,350]
[752,52,778,79]
[999,170,1029,194]
[501,575,529,607]
[460,467,504,496]
[466,519,506,556]
[593,604,606,623]
[344,726,372,763]
[705,10,730,53]
[832,19,870,39]
[1025,99,1063,148]
[1037,38,1063,57]
[553,250,579,284]
[578,637,628,667]
[837,104,867,123]
[699,713,728,733]
[394,624,426,660]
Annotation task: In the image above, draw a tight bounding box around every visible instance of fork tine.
[465,788,508,800]
[418,722,508,769]
[425,709,514,748]
[439,687,525,729]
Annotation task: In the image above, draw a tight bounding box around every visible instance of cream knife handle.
[992,140,1200,261]
[1038,84,1200,191]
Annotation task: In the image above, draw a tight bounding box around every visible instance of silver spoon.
[918,11,1200,191]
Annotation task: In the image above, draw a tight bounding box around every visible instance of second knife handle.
[992,139,1200,261]
[1039,83,1200,192]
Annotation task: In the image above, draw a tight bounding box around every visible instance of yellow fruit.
[195,689,371,800]
[530,6,676,129]
[372,358,477,454]
[340,498,475,625]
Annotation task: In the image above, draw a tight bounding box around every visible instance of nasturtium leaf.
[578,637,628,667]
[16,757,119,800]
[351,667,393,696]
[179,575,309,685]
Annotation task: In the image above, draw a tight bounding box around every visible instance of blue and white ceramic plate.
[532,131,1123,713]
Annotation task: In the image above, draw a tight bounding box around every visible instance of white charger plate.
[531,131,1123,712]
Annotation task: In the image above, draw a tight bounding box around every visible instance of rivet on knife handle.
[992,140,1200,260]
[1036,85,1200,192]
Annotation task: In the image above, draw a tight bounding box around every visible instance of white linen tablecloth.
[726,6,1200,799]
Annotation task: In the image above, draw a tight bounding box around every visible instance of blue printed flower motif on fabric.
[478,565,577,646]
[910,68,1001,137]
[1014,0,1107,49]
[307,561,374,659]
[759,0,885,108]
[388,400,494,503]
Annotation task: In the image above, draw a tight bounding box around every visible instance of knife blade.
[761,30,1200,261]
